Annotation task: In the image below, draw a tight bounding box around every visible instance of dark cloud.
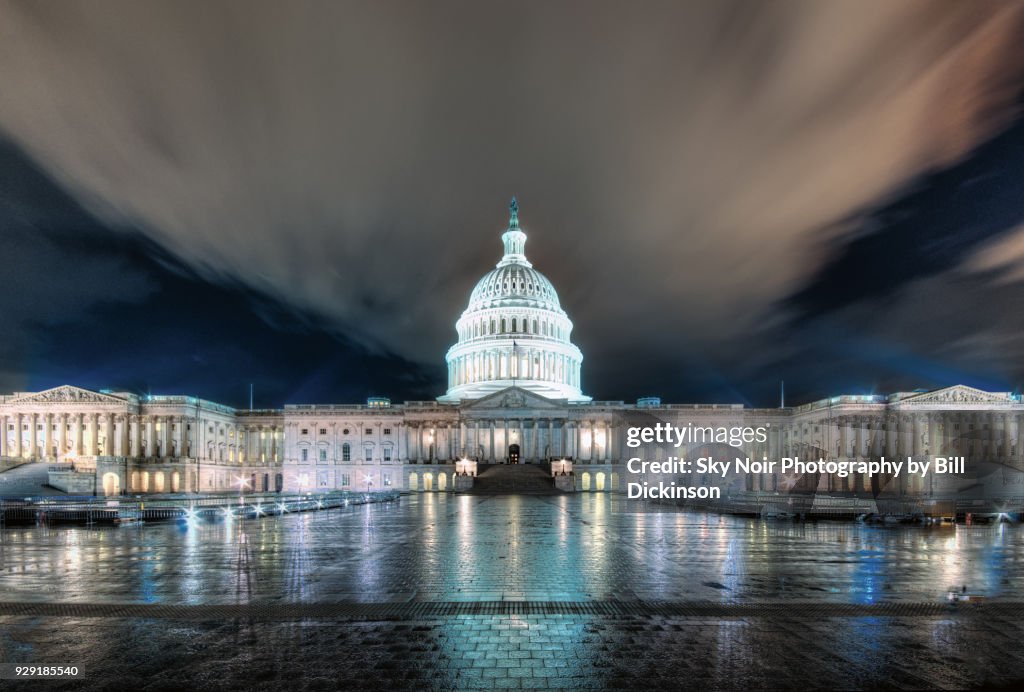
[2,1,1024,404]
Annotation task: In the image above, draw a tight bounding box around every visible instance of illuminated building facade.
[2,202,1023,496]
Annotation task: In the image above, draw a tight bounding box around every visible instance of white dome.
[467,264,561,313]
[438,198,589,403]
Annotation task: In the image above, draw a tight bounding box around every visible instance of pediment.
[900,385,1012,406]
[461,386,567,412]
[9,385,127,405]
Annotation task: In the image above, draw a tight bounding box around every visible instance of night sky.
[4,1,1024,408]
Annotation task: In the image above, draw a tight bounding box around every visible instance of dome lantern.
[499,197,529,265]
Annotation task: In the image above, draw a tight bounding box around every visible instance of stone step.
[468,463,559,495]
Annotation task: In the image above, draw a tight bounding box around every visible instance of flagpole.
[512,340,517,388]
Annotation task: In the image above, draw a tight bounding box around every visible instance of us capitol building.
[2,200,1023,499]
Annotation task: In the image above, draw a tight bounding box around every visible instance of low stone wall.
[1,457,29,473]
[48,470,97,494]
[554,475,574,492]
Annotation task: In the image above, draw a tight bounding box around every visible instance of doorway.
[508,444,520,464]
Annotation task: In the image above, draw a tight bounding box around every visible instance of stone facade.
[2,383,1023,497]
[2,203,1021,497]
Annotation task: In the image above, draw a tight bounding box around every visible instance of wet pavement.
[2,493,1024,689]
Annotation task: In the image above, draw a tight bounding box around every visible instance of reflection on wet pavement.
[1,493,1022,689]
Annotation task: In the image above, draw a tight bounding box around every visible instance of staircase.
[0,462,67,497]
[468,463,559,494]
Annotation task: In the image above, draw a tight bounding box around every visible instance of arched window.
[532,320,538,334]
[512,318,517,332]
[490,320,495,334]
[501,318,507,333]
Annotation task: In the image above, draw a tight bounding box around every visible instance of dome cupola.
[438,198,589,403]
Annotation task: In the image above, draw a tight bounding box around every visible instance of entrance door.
[508,444,520,464]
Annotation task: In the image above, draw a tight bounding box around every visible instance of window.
[365,428,373,435]
[342,443,351,462]
[301,428,309,435]
[364,447,372,461]
[343,428,350,435]
[301,448,308,462]
[383,428,392,435]
[512,318,517,332]
[383,473,392,487]
[319,428,327,435]
[384,448,392,461]
[341,474,350,487]
[319,449,327,462]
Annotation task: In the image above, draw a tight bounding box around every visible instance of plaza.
[2,493,1024,689]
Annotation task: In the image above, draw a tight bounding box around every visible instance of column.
[13,413,23,458]
[0,414,6,457]
[104,413,114,457]
[165,418,174,459]
[504,419,510,462]
[112,415,122,456]
[57,414,67,459]
[884,416,897,459]
[575,422,582,461]
[548,419,555,458]
[926,413,939,457]
[73,414,83,456]
[131,416,141,458]
[90,413,100,455]
[181,417,190,458]
[28,413,38,459]
[488,420,495,462]
[42,413,52,461]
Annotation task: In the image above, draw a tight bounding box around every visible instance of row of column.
[0,411,279,463]
[449,349,579,388]
[402,418,613,463]
[782,411,1024,462]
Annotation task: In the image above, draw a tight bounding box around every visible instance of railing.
[1,490,402,527]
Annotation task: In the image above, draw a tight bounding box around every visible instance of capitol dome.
[438,198,589,403]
